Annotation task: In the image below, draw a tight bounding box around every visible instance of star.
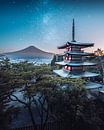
[43,14,51,24]
[9,0,16,5]
[87,14,91,18]
[43,0,49,6]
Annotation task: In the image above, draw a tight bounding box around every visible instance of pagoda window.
[68,66,71,70]
[64,55,71,61]
[71,66,83,70]
[66,46,71,51]
[64,66,71,70]
[71,46,81,52]
[64,65,68,70]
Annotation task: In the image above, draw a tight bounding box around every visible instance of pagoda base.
[53,69,99,78]
[85,81,102,89]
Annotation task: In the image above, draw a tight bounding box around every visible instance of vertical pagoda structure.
[53,19,102,89]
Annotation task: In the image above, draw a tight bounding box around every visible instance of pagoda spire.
[72,19,76,42]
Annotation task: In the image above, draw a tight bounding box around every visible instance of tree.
[8,61,52,130]
[0,58,19,130]
[85,48,104,83]
[45,86,104,130]
[8,60,86,130]
[35,76,104,130]
[30,76,86,130]
[94,48,104,56]
[94,48,104,83]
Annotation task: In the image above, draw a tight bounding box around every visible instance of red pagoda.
[53,19,102,89]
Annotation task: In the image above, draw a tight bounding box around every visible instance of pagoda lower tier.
[85,82,102,89]
[55,61,96,66]
[65,51,94,56]
[53,69,99,78]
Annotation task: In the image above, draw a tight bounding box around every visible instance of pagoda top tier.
[58,41,94,49]
[58,19,94,49]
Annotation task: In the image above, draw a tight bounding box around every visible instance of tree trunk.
[27,106,37,130]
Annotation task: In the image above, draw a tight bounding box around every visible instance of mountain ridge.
[4,46,53,58]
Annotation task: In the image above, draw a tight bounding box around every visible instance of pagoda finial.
[72,18,76,42]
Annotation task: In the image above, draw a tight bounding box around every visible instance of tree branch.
[9,94,28,106]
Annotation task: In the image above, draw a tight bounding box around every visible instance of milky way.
[0,0,104,53]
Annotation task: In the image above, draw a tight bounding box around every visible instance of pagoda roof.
[58,41,94,49]
[53,69,99,78]
[65,51,94,56]
[85,82,102,89]
[55,61,96,66]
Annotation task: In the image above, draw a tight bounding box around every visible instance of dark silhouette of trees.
[1,58,104,130]
[94,49,104,83]
[0,58,19,130]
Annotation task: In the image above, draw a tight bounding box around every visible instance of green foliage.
[0,59,19,129]
[85,49,104,83]
[1,57,103,130]
[94,48,104,56]
[0,57,11,70]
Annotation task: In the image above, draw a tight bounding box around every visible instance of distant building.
[55,54,63,62]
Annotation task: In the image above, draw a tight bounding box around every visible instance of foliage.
[94,48,104,56]
[85,48,104,83]
[0,58,20,130]
[2,59,85,130]
[1,58,104,130]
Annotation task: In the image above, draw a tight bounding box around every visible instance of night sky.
[0,0,104,53]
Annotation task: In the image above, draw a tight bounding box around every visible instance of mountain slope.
[4,46,53,58]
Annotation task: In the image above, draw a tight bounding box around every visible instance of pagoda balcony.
[58,41,94,49]
[85,81,102,89]
[65,51,94,56]
[55,61,96,66]
[56,52,93,57]
[53,69,99,78]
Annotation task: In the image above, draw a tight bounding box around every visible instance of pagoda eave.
[65,51,94,56]
[85,82,102,89]
[53,69,99,78]
[55,61,96,66]
[69,41,94,47]
[58,42,94,49]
